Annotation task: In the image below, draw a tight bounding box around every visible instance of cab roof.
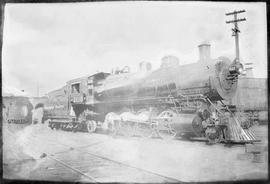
[66,72,110,84]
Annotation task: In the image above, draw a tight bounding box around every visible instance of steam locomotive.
[46,43,258,144]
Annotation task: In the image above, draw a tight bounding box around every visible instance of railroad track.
[46,154,98,182]
[40,136,182,182]
[5,125,182,183]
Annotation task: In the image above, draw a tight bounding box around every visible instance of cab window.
[71,83,80,93]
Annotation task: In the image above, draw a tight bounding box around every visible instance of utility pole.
[226,10,246,62]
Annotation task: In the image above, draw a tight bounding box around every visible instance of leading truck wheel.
[192,114,204,137]
[205,126,221,144]
[86,120,97,133]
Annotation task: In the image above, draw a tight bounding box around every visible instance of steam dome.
[160,55,180,68]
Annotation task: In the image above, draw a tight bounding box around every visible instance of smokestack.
[198,43,211,62]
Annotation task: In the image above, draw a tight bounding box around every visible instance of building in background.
[232,64,267,124]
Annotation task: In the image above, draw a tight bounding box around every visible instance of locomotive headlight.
[238,67,243,74]
[237,63,244,74]
[229,62,243,74]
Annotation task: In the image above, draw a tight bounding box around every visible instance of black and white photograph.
[2,1,268,183]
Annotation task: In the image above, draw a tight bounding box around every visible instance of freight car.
[3,96,33,124]
[46,42,258,144]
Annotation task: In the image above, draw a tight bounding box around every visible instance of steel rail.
[47,155,99,183]
[4,126,100,182]
[77,148,182,183]
[38,134,182,182]
[48,145,181,183]
[29,129,182,183]
[51,140,105,155]
[6,125,181,183]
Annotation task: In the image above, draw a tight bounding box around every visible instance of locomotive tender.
[47,43,257,143]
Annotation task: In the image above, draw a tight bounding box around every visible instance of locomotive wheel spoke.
[86,120,97,133]
[205,126,221,144]
[108,121,115,135]
[157,127,177,139]
[129,122,138,137]
[114,121,122,135]
[120,121,133,137]
[108,121,118,136]
[149,122,161,138]
[72,123,78,132]
[192,114,204,137]
[131,122,139,136]
[138,123,152,138]
[156,110,177,139]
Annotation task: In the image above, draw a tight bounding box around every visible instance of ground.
[2,120,268,183]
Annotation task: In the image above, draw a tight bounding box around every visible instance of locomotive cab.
[67,72,110,105]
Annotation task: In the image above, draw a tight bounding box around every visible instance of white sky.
[2,1,267,97]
